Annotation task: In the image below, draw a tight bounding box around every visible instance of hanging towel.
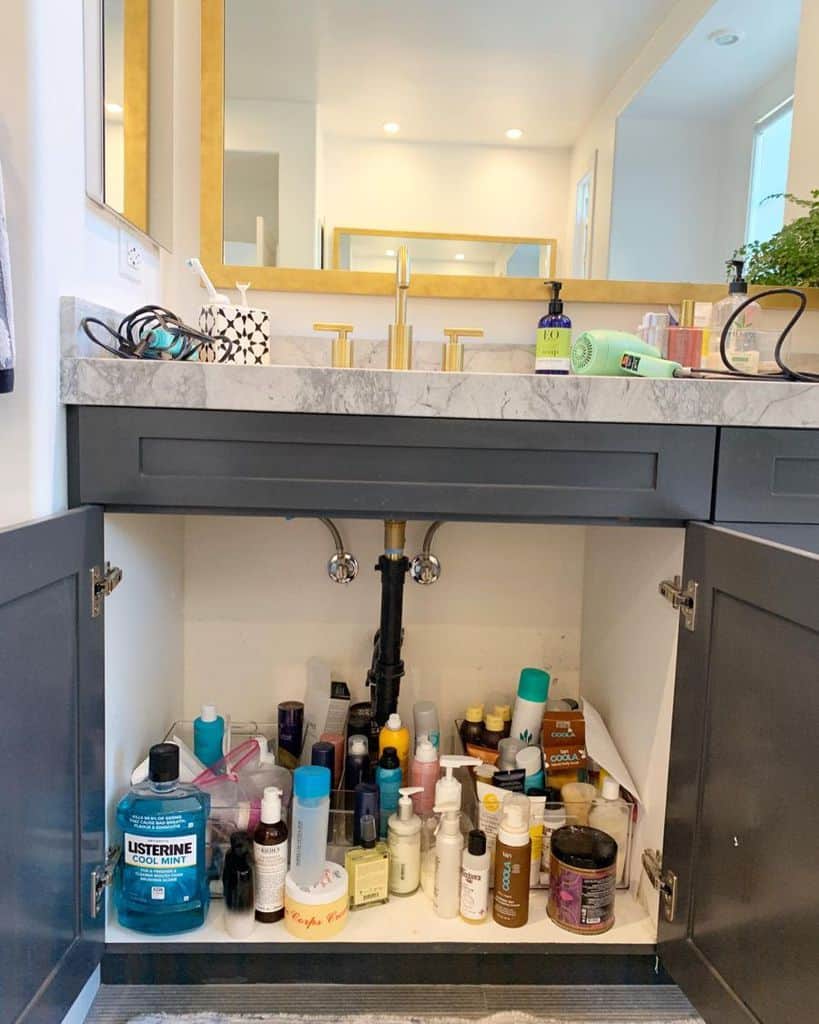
[0,159,15,394]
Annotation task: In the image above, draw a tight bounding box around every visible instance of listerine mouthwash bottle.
[116,742,211,933]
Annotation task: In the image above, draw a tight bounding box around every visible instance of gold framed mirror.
[200,0,817,308]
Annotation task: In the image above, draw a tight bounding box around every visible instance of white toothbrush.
[186,257,230,305]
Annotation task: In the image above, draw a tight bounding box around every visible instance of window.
[746,99,793,246]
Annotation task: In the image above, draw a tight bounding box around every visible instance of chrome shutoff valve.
[328,551,359,584]
[410,552,441,585]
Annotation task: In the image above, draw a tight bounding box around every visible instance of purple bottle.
[535,281,572,375]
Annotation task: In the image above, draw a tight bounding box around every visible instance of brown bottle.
[253,786,288,923]
[492,795,531,927]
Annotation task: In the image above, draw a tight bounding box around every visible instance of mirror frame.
[200,0,818,308]
[331,228,558,276]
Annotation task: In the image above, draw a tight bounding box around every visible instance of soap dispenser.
[420,755,482,898]
[388,786,424,895]
[536,281,572,375]
[706,260,761,370]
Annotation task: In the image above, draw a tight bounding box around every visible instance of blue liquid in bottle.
[116,743,210,934]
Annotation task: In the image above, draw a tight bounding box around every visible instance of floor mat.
[87,984,702,1024]
[128,1016,701,1024]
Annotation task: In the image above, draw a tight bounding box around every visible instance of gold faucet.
[387,245,412,370]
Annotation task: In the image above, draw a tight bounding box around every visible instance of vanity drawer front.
[67,407,715,522]
[715,428,819,524]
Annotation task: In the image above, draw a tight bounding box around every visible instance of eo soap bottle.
[536,281,572,374]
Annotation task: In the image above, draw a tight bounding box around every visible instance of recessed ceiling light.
[505,128,523,140]
[708,28,741,46]
[383,122,400,134]
[385,249,396,257]
[454,253,465,261]
[105,102,123,115]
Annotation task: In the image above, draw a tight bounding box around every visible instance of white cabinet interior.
[102,515,685,946]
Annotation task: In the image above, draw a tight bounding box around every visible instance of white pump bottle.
[388,786,424,895]
[428,756,481,918]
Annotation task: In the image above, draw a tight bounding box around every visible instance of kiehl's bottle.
[116,743,210,934]
[253,786,288,923]
[492,794,531,927]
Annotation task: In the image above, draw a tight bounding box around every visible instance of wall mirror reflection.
[608,0,802,284]
[202,0,809,298]
[84,0,174,248]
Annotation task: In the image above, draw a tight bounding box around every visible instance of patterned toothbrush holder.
[199,282,271,365]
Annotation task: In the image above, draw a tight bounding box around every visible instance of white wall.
[566,0,715,279]
[182,518,585,748]
[714,61,796,257]
[608,115,725,282]
[0,0,160,529]
[225,98,317,267]
[322,136,571,276]
[786,0,819,209]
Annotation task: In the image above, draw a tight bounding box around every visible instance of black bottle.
[223,831,255,938]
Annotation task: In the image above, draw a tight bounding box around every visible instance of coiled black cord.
[687,287,816,382]
[80,304,228,361]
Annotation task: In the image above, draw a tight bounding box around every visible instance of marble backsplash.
[62,296,535,374]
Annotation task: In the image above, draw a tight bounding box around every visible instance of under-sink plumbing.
[319,517,359,583]
[410,520,443,584]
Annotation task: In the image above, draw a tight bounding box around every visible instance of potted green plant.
[733,190,819,287]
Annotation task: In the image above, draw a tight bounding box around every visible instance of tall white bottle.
[433,808,463,918]
[588,777,630,883]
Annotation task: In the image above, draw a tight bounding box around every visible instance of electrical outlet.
[118,228,144,282]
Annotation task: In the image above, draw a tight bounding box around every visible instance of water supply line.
[410,521,444,584]
[319,517,359,584]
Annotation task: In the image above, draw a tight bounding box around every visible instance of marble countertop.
[59,297,819,428]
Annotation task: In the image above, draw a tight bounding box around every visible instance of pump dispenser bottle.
[409,737,438,815]
[388,786,424,894]
[536,281,572,374]
[707,259,761,370]
[433,807,464,918]
[253,786,288,923]
[422,755,482,901]
[493,794,531,927]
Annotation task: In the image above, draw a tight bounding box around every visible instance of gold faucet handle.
[442,328,484,372]
[313,322,355,368]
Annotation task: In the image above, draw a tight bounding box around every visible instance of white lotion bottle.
[588,777,630,883]
[388,786,424,895]
[433,808,464,918]
[460,829,490,924]
[509,668,551,745]
[421,755,481,898]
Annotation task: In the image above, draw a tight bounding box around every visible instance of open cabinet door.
[0,508,106,1024]
[660,523,819,1024]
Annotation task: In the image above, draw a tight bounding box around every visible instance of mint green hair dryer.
[571,330,682,378]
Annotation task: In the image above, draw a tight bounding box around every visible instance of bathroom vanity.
[3,302,818,1024]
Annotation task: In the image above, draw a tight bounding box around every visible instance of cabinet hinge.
[90,844,120,918]
[642,848,677,923]
[91,562,123,618]
[658,575,698,632]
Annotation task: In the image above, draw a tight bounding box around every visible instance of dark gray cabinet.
[5,409,819,1023]
[714,428,819,524]
[0,508,105,1024]
[660,523,819,1024]
[67,407,716,523]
